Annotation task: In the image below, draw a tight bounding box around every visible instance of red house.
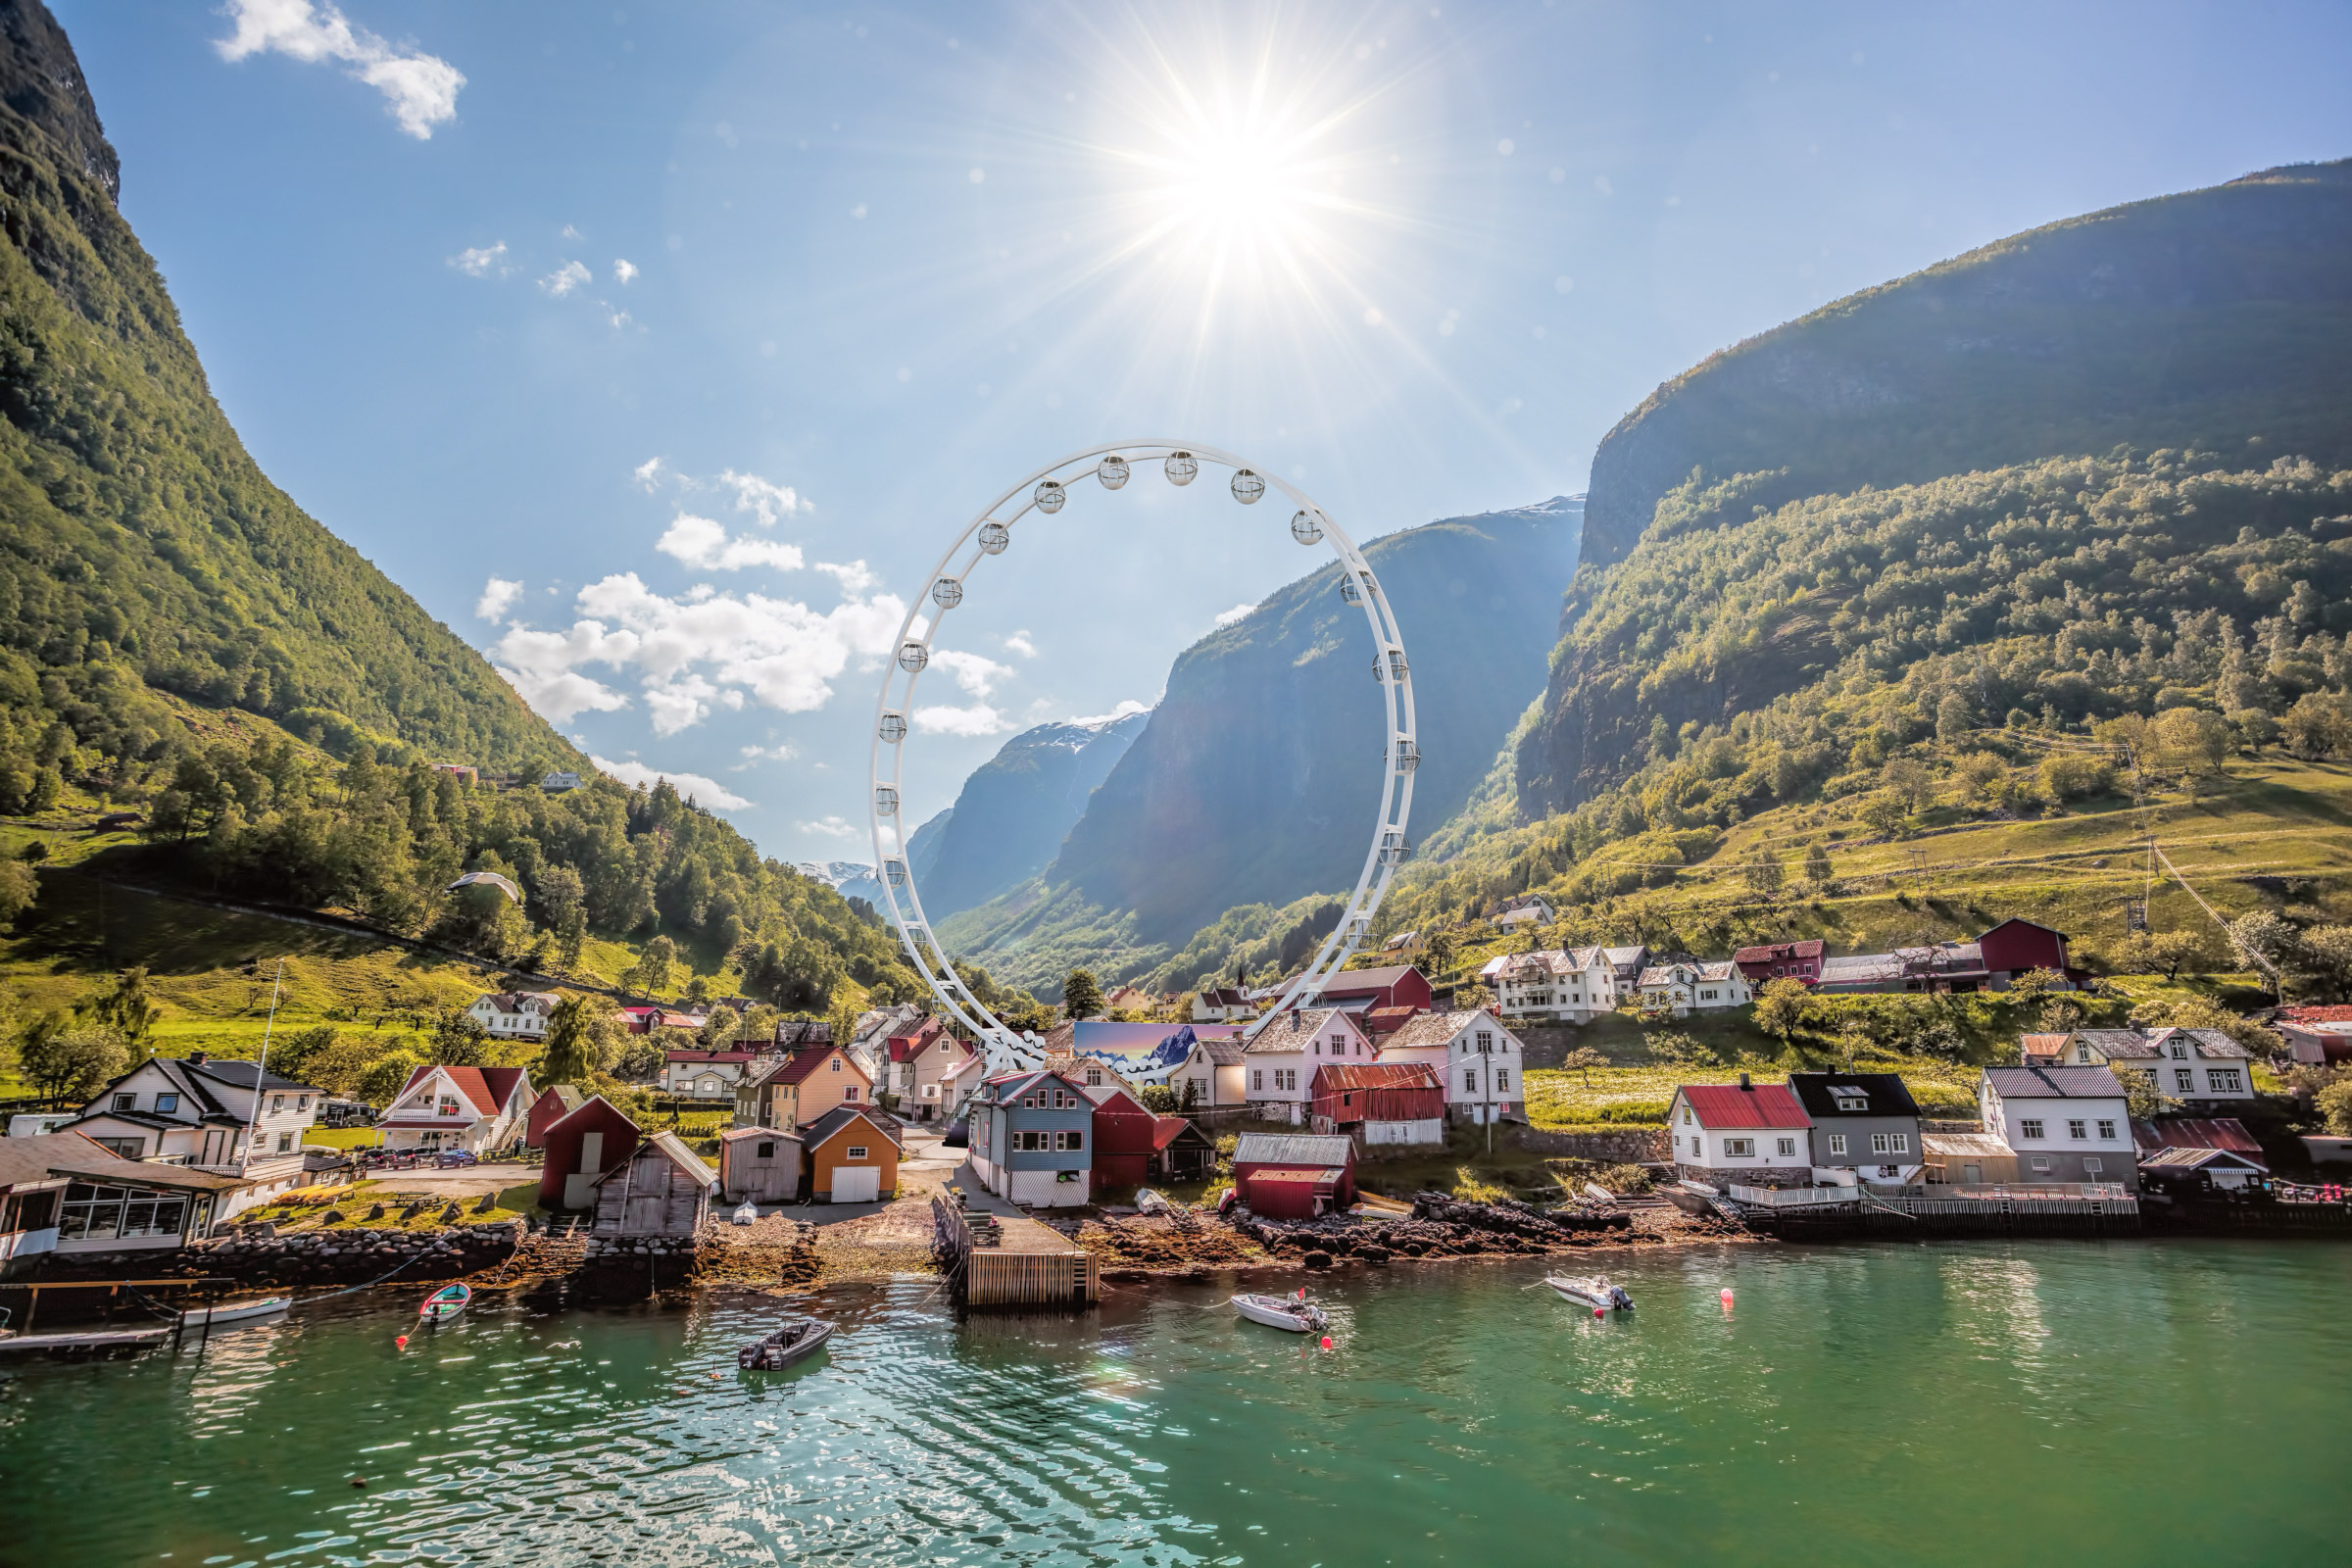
[538,1095,643,1210]
[524,1084,585,1148]
[1309,965,1434,1016]
[1090,1086,1161,1195]
[1733,939,1827,988]
[1978,918,2083,988]
[1232,1131,1357,1218]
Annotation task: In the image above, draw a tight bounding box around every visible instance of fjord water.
[2,1242,2345,1566]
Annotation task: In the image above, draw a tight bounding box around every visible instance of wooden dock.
[932,1196,1099,1310]
[0,1326,170,1356]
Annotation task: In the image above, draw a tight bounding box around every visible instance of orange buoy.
[1720,1288,1735,1308]
[1318,1336,1333,1350]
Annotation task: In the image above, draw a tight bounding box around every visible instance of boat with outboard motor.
[738,1317,833,1370]
[178,1296,292,1329]
[1231,1292,1328,1333]
[418,1284,471,1325]
[1544,1274,1633,1312]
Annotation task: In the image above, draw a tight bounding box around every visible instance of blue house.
[968,1067,1095,1208]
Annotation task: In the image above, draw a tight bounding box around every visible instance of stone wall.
[1509,1126,1669,1163]
[173,1221,523,1288]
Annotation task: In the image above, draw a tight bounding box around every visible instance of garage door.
[831,1165,880,1203]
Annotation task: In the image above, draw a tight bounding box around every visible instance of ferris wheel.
[867,441,1417,1074]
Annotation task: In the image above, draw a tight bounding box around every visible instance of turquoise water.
[1,1241,2346,1565]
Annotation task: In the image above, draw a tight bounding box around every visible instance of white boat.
[1231,1292,1328,1333]
[731,1200,759,1225]
[1544,1275,1634,1312]
[179,1296,292,1328]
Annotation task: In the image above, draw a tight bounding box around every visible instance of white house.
[2033,1027,2255,1107]
[1636,960,1752,1016]
[1666,1078,1816,1189]
[61,1054,321,1175]
[1378,1008,1525,1125]
[377,1064,536,1154]
[466,991,561,1041]
[1978,1067,2137,1190]
[1491,946,1620,1024]
[1242,1007,1374,1124]
[1193,987,1258,1023]
[1493,895,1555,929]
[1169,1032,1249,1109]
[661,1049,765,1100]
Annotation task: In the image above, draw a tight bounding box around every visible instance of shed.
[1309,1062,1445,1146]
[1090,1087,1162,1195]
[591,1130,714,1237]
[539,1095,642,1210]
[1921,1132,2020,1186]
[803,1104,903,1203]
[525,1084,584,1148]
[1232,1131,1356,1210]
[2132,1117,2266,1166]
[1244,1167,1348,1219]
[1150,1117,1215,1181]
[2139,1146,2268,1192]
[718,1125,804,1204]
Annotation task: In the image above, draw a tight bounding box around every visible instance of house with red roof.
[1309,1061,1445,1146]
[2275,1004,2352,1065]
[880,1015,977,1121]
[1733,939,1827,988]
[733,1043,871,1132]
[1665,1076,1816,1189]
[1307,964,1435,1016]
[378,1063,535,1154]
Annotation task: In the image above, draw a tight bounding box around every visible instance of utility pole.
[240,958,285,1176]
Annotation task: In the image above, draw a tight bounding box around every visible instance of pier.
[932,1184,1100,1310]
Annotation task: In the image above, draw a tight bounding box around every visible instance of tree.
[2226,909,2301,978]
[1956,752,2008,807]
[429,1008,491,1067]
[625,934,678,999]
[1423,928,1458,974]
[1062,968,1103,1021]
[1561,1046,1608,1087]
[612,1036,662,1082]
[1754,977,1810,1044]
[2317,1080,2352,1137]
[1742,849,1785,898]
[1859,792,1910,838]
[1803,842,1835,888]
[1881,758,1936,813]
[702,1004,742,1048]
[2110,1063,2182,1121]
[555,906,588,972]
[2296,925,2352,1001]
[537,993,601,1087]
[0,858,35,930]
[2148,929,2206,980]
[2281,692,2352,760]
[2008,967,2065,1001]
[535,864,586,929]
[2156,708,2232,776]
[20,1016,128,1104]
[85,966,160,1053]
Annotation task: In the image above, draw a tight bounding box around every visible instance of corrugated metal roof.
[2132,1117,2264,1154]
[1246,1167,1347,1184]
[1674,1083,1812,1130]
[1982,1066,2126,1100]
[1311,1061,1442,1092]
[1233,1132,1355,1166]
[2141,1146,2265,1170]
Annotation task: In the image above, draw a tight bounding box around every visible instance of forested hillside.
[0,0,581,807]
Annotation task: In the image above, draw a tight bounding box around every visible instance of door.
[1963,1164,1982,1183]
[831,1165,881,1203]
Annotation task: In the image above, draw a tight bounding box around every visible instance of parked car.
[432,1149,480,1168]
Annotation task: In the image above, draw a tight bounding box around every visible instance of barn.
[538,1095,642,1210]
[1309,1062,1445,1146]
[1090,1086,1162,1195]
[1232,1131,1357,1217]
[590,1131,714,1238]
[524,1084,584,1148]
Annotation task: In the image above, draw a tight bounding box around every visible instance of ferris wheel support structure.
[867,441,1417,1075]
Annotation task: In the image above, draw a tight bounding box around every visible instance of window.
[276,1132,294,1153]
[1463,1068,1477,1093]
[2175,1068,2194,1092]
[844,1087,859,1101]
[1251,1069,1264,1092]
[271,1096,284,1114]
[2209,1069,2243,1094]
[2082,1157,2103,1175]
[2020,1119,2045,1140]
[113,1093,135,1112]
[2169,1043,2187,1059]
[1723,1138,1755,1157]
[1496,1069,1510,1091]
[1055,1129,1085,1152]
[156,1093,179,1114]
[1871,1133,1909,1154]
[2029,1156,2052,1173]
[1476,1031,1493,1053]
[296,1097,310,1112]
[440,1097,462,1117]
[1701,990,1718,1002]
[756,1141,775,1158]
[1086,1068,1102,1085]
[93,1137,144,1159]
[2067,1120,2087,1140]
[845,1146,867,1160]
[1689,1135,1701,1154]
[1682,1106,1693,1125]
[1022,1094,1041,1108]
[1829,1133,1848,1155]
[1776,1138,1796,1156]
[1332,1036,1348,1055]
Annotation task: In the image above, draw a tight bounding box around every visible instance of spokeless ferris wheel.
[867,441,1417,1074]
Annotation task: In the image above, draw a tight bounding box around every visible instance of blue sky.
[58,0,2352,862]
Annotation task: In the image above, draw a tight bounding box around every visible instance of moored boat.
[1231,1292,1328,1333]
[1544,1274,1633,1312]
[418,1284,471,1325]
[737,1317,833,1370]
[179,1296,292,1328]
[731,1200,759,1225]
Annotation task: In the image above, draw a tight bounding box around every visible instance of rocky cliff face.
[0,0,116,200]
[1577,160,2352,573]
[913,710,1148,921]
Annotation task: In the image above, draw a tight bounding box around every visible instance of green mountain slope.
[1576,159,2352,574]
[0,0,579,787]
[939,499,1581,995]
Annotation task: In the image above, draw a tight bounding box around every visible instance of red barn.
[1090,1087,1160,1195]
[1310,965,1434,1017]
[1733,939,1826,987]
[524,1084,584,1148]
[1232,1131,1357,1217]
[1309,1062,1445,1146]
[1978,918,2082,988]
[539,1095,643,1210]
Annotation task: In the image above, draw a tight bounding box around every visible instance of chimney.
[188,1051,208,1065]
[1739,1071,1752,1091]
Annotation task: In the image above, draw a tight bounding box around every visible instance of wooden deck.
[0,1326,170,1355]
[932,1196,1100,1310]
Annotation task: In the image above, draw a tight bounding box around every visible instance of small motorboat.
[179,1296,292,1329]
[1231,1292,1328,1333]
[731,1200,759,1225]
[418,1284,472,1326]
[1544,1274,1634,1312]
[737,1317,833,1371]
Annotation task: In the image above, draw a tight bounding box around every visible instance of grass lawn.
[244,1177,542,1230]
[300,1126,384,1150]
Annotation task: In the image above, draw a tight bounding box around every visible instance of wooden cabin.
[524,1084,584,1148]
[590,1130,714,1237]
[718,1125,804,1204]
[538,1095,642,1211]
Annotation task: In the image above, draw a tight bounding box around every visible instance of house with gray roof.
[1788,1072,1924,1186]
[2025,1027,2255,1107]
[1979,1067,2137,1190]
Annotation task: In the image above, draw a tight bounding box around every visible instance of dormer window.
[2169,1044,2186,1059]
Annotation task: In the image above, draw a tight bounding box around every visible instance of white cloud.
[589,755,753,810]
[474,576,524,622]
[493,572,906,730]
[1213,602,1258,627]
[813,560,880,595]
[930,649,1014,698]
[797,814,859,839]
[633,457,665,490]
[719,469,809,527]
[657,514,806,572]
[913,704,1011,737]
[1004,629,1038,658]
[216,0,465,139]
[540,261,592,297]
[1069,698,1152,725]
[736,743,796,768]
[449,241,506,277]
[562,223,585,241]
[613,259,639,284]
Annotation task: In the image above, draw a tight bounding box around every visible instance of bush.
[1592,1162,1653,1194]
[2039,754,2114,801]
[1592,1101,1672,1124]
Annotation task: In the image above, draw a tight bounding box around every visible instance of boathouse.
[1308,1061,1445,1146]
[538,1095,642,1210]
[1232,1131,1357,1217]
[717,1126,804,1204]
[590,1131,714,1238]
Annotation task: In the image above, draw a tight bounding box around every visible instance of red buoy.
[1318,1335,1333,1350]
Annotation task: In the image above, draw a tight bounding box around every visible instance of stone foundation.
[168,1221,524,1287]
[1510,1126,1669,1162]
